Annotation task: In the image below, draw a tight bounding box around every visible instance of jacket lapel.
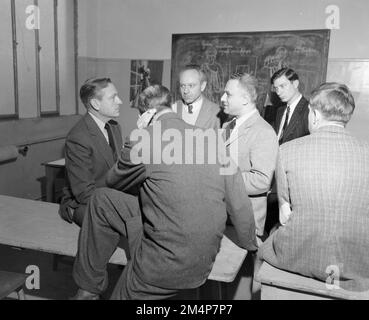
[283,98,305,138]
[225,112,260,147]
[274,105,286,134]
[84,114,115,167]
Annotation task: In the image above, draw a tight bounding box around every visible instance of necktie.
[279,105,290,143]
[105,120,117,161]
[225,117,237,141]
[187,104,193,114]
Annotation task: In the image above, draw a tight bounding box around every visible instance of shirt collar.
[234,109,258,128]
[89,112,109,141]
[287,93,302,110]
[185,96,202,113]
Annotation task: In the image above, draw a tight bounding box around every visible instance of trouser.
[72,187,179,300]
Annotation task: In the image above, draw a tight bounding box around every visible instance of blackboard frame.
[171,29,330,112]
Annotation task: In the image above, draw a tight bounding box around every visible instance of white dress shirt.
[172,97,202,126]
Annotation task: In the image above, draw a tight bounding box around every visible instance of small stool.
[0,270,27,300]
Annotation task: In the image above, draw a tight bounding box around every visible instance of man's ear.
[200,81,207,92]
[314,108,323,122]
[242,92,250,105]
[292,79,299,89]
[90,98,100,111]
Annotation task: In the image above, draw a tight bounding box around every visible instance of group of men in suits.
[70,84,257,299]
[60,63,369,299]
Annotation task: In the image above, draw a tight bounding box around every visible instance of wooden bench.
[255,261,369,300]
[0,195,246,288]
[0,195,127,265]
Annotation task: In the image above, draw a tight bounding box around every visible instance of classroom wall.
[0,116,80,199]
[0,0,78,200]
[78,0,369,142]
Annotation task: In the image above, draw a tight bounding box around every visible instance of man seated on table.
[260,82,369,291]
[71,84,257,299]
[59,78,123,226]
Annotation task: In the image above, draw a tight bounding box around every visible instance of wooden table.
[42,158,65,202]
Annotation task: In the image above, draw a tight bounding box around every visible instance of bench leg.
[17,288,26,300]
[53,254,60,271]
[216,282,226,300]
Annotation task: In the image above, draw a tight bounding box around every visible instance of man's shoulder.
[280,133,311,153]
[202,96,220,110]
[67,114,91,141]
[253,113,277,133]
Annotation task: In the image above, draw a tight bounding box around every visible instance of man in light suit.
[272,67,310,145]
[172,64,225,129]
[221,73,278,299]
[260,82,369,291]
[59,78,123,226]
[71,84,257,300]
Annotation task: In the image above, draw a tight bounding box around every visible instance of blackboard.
[171,29,330,113]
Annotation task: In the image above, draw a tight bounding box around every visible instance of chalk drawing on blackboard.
[171,30,330,115]
[263,46,289,77]
[200,45,224,103]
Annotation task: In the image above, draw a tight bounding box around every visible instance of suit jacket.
[223,111,278,237]
[261,126,369,291]
[106,112,257,290]
[173,96,223,129]
[61,113,123,212]
[274,96,309,145]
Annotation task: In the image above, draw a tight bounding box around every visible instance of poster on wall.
[130,60,164,108]
[171,29,330,115]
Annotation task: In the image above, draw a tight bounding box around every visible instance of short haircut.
[138,84,172,114]
[271,67,299,84]
[309,82,355,125]
[230,72,258,103]
[80,78,112,110]
[179,64,207,83]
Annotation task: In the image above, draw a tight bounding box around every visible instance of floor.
[0,243,255,300]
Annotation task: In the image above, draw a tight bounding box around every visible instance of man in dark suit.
[72,84,257,300]
[59,78,123,226]
[265,68,310,234]
[172,64,225,129]
[260,82,369,291]
[271,67,310,145]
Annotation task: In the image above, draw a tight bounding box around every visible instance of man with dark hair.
[260,82,369,291]
[71,84,257,300]
[172,64,224,129]
[59,78,123,226]
[271,67,309,145]
[266,68,310,235]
